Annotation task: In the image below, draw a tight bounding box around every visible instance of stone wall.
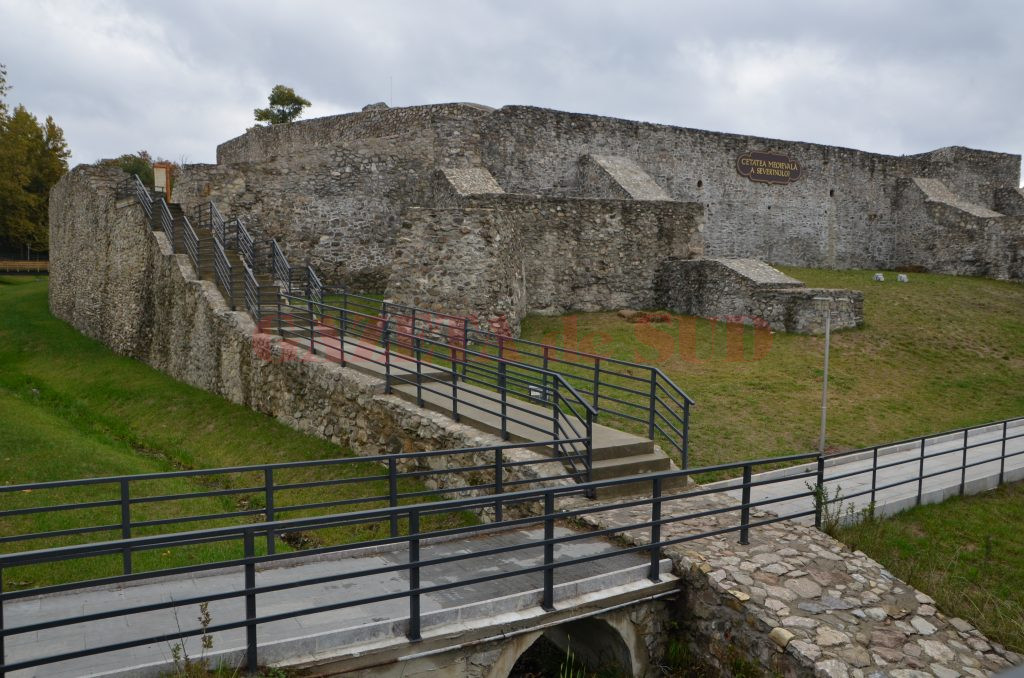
[656,258,865,334]
[49,165,569,500]
[177,102,1022,301]
[476,106,1021,272]
[385,189,705,330]
[894,178,1024,279]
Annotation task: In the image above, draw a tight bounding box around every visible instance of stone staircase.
[278,312,683,498]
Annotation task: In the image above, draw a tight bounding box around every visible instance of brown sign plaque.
[736,151,802,185]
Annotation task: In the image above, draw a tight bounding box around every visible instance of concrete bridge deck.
[4,526,675,678]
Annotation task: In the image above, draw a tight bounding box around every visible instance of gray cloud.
[1,0,1021,183]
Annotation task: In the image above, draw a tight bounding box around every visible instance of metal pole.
[264,469,275,555]
[542,491,555,612]
[499,362,508,440]
[739,464,752,545]
[1000,421,1008,485]
[649,477,662,582]
[917,437,926,506]
[814,456,825,529]
[120,479,132,575]
[494,448,504,523]
[818,305,832,455]
[389,457,399,537]
[960,428,969,496]
[870,447,878,506]
[243,530,258,672]
[408,509,421,641]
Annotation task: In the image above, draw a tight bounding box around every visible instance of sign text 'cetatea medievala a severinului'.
[736,151,802,185]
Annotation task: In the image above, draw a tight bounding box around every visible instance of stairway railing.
[118,173,692,468]
[181,213,200,273]
[212,238,235,310]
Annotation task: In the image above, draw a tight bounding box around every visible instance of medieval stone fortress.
[174,101,1022,334]
[18,101,1024,678]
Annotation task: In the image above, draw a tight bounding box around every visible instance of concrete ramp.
[578,154,671,200]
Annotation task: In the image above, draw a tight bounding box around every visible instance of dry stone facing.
[561,492,1021,677]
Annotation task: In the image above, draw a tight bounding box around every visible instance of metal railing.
[0,439,585,568]
[181,213,201,273]
[242,259,263,322]
[117,175,153,219]
[275,295,596,476]
[0,452,818,676]
[818,417,1024,514]
[154,197,175,251]
[328,292,696,466]
[193,202,227,244]
[212,237,235,309]
[237,217,255,269]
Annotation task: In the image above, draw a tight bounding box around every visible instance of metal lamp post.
[814,296,847,455]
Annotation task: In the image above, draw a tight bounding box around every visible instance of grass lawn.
[520,268,1024,469]
[0,276,473,589]
[835,481,1024,653]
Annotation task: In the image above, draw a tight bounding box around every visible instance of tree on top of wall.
[253,85,311,125]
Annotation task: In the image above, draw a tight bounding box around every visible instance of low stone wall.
[655,258,864,334]
[49,166,570,504]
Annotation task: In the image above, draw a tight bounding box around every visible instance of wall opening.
[697,179,703,188]
[829,188,835,197]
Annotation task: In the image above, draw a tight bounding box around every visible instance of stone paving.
[564,488,1023,678]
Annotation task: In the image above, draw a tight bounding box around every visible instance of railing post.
[649,476,662,582]
[243,529,258,672]
[592,357,601,412]
[494,448,504,523]
[264,469,275,555]
[384,329,392,395]
[407,508,422,641]
[415,337,423,407]
[739,464,752,545]
[338,306,347,367]
[542,345,550,404]
[585,409,594,487]
[814,456,825,530]
[1000,421,1008,485]
[461,317,470,380]
[870,447,878,506]
[542,491,555,612]
[381,301,390,349]
[308,302,315,358]
[1,564,6,678]
[960,428,969,496]
[276,298,282,338]
[551,380,561,457]
[498,361,509,440]
[647,371,657,441]
[682,400,690,470]
[389,457,399,537]
[120,479,132,575]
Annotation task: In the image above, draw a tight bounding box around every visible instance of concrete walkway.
[711,418,1024,523]
[4,526,673,678]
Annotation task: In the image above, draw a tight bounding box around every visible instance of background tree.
[99,150,155,187]
[254,84,311,125]
[0,66,70,255]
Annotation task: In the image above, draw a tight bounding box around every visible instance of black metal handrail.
[192,202,227,244]
[117,175,153,219]
[242,259,262,321]
[0,451,818,676]
[275,295,596,477]
[328,290,695,466]
[181,213,200,273]
[154,197,175,251]
[817,416,1024,511]
[0,438,586,567]
[237,217,255,269]
[212,238,235,310]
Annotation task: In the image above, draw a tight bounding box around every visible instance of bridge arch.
[491,610,649,677]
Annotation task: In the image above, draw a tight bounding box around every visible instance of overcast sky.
[1,0,1021,183]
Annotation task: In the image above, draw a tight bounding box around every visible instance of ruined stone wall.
[385,193,705,329]
[476,106,1021,271]
[49,166,568,497]
[176,105,493,291]
[656,258,865,334]
[894,178,1024,279]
